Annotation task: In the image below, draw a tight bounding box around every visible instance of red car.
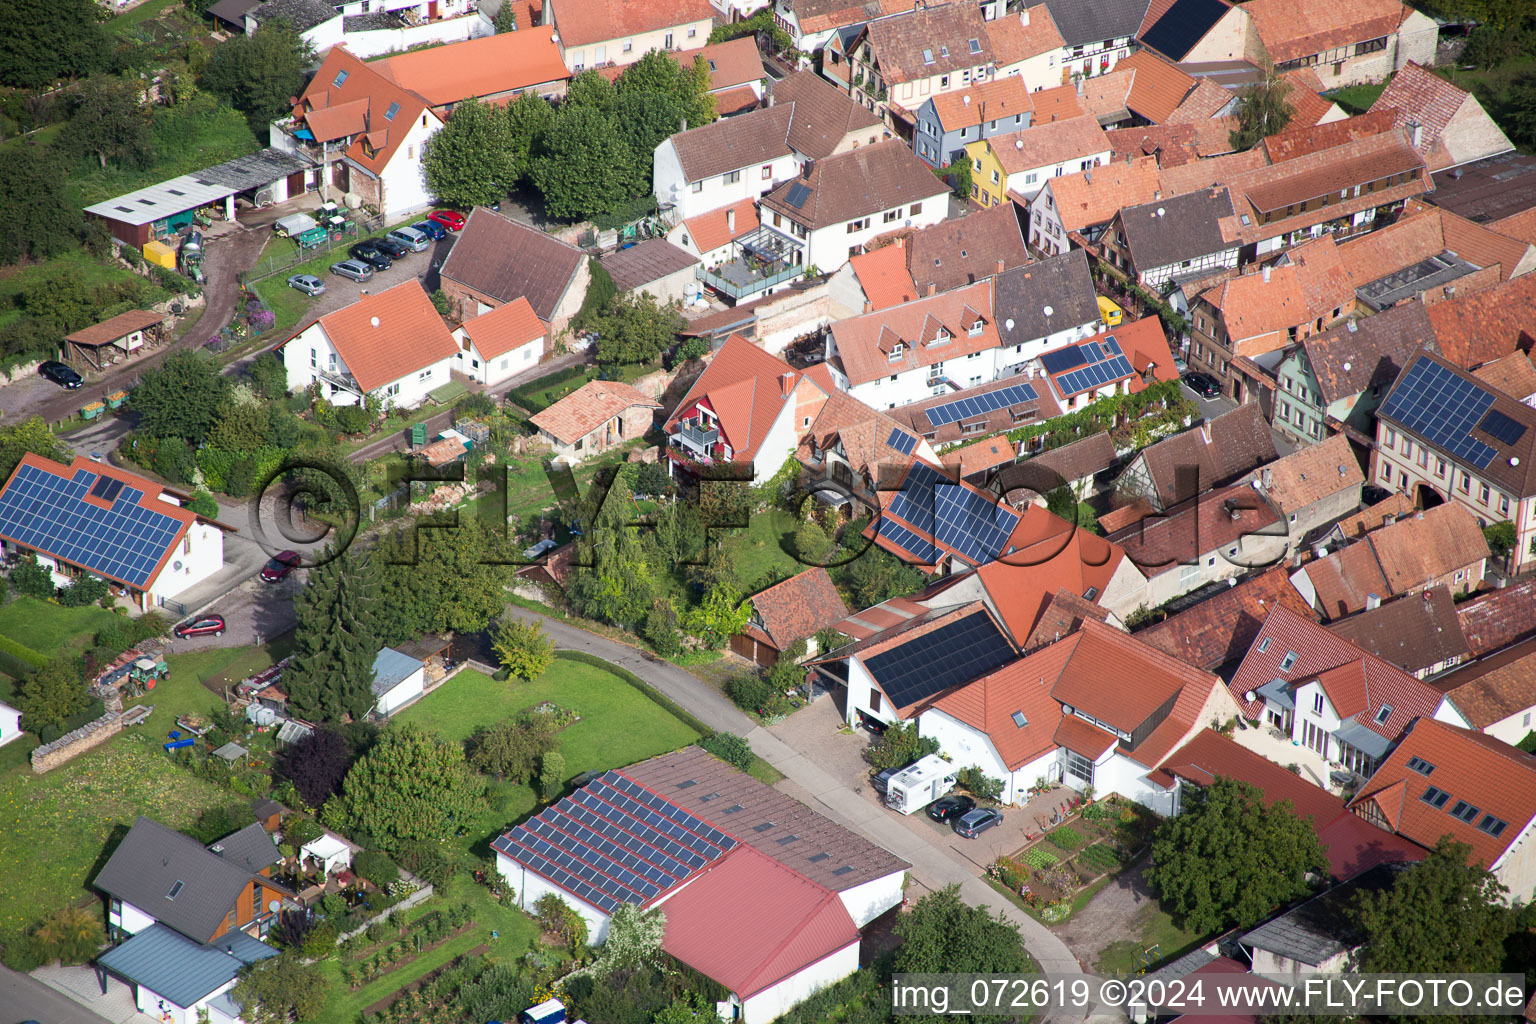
[174,614,226,638]
[427,209,466,232]
[260,550,302,582]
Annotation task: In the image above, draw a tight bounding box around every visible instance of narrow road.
[504,606,1084,976]
[0,962,115,1024]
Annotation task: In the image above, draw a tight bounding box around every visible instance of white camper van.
[884,754,958,814]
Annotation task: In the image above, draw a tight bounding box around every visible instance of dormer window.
[888,342,903,361]
[968,319,983,336]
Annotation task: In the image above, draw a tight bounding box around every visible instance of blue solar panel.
[1379,358,1499,469]
[886,428,918,455]
[1040,347,1087,374]
[926,382,1039,427]
[876,518,939,564]
[1057,355,1134,397]
[885,461,1019,565]
[0,464,185,588]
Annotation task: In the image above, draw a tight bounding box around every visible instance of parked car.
[348,243,392,270]
[1180,371,1223,399]
[427,209,466,232]
[386,226,430,252]
[259,550,302,582]
[871,764,906,796]
[174,614,226,638]
[371,236,409,259]
[926,794,976,823]
[330,259,374,283]
[287,273,326,296]
[39,360,83,389]
[411,219,447,240]
[952,807,1004,838]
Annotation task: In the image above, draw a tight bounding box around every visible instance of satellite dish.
[1244,691,1256,703]
[1005,318,1015,331]
[268,900,281,913]
[370,316,380,328]
[1043,305,1053,316]
[173,560,183,571]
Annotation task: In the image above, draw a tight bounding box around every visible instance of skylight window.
[676,779,697,788]
[384,101,401,121]
[1278,651,1298,672]
[832,865,856,876]
[776,834,800,845]
[1406,756,1434,776]
[752,821,777,832]
[1420,786,1450,809]
[1257,637,1271,654]
[1373,704,1393,725]
[1448,800,1479,824]
[708,59,717,71]
[939,44,949,57]
[334,70,349,87]
[1011,710,1028,728]
[809,852,831,862]
[1084,587,1098,600]
[722,804,744,814]
[167,880,185,900]
[968,37,981,54]
[922,48,934,64]
[1476,815,1508,838]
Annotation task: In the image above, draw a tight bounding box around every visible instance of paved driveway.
[27,964,138,1024]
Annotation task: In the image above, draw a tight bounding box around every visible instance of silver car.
[287,273,326,296]
[386,226,430,252]
[330,259,374,283]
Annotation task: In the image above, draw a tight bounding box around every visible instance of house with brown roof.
[833,3,998,129]
[732,567,850,665]
[600,37,768,113]
[1101,186,1242,291]
[664,334,829,485]
[1368,63,1514,173]
[280,280,459,409]
[910,75,1035,168]
[986,5,1066,92]
[1373,349,1536,572]
[529,380,660,465]
[599,239,700,305]
[653,105,801,222]
[1328,585,1471,680]
[826,240,918,317]
[1243,0,1436,89]
[942,435,1016,484]
[450,296,545,386]
[770,0,888,54]
[1190,235,1355,401]
[1266,300,1437,445]
[1028,154,1163,256]
[1435,637,1536,748]
[1137,564,1316,671]
[1113,402,1278,512]
[1455,578,1536,659]
[1138,0,1255,64]
[278,47,443,219]
[1038,0,1146,80]
[1293,502,1490,620]
[437,207,589,336]
[907,202,1031,294]
[797,385,940,513]
[1244,432,1364,539]
[1474,352,1536,405]
[1019,430,1117,498]
[1348,718,1536,899]
[770,70,888,159]
[967,114,1112,206]
[545,0,714,73]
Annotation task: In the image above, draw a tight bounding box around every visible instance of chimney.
[1410,122,1424,148]
[926,282,936,296]
[1262,467,1273,489]
[1153,190,1161,201]
[1384,513,1396,526]
[765,79,775,107]
[1347,319,1358,332]
[1366,592,1381,610]
[1262,265,1271,283]
[802,159,814,179]
[863,300,874,313]
[1292,549,1304,568]
[1444,285,1456,298]
[995,258,1005,275]
[1199,420,1212,445]
[680,117,687,132]
[779,372,795,397]
[726,207,736,233]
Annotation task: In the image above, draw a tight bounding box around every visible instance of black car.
[1180,370,1223,399]
[40,360,83,389]
[926,794,976,822]
[370,236,409,259]
[348,243,392,270]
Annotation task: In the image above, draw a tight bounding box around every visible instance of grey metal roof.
[1333,717,1392,758]
[201,148,311,193]
[94,817,260,942]
[371,647,424,697]
[993,249,1100,346]
[1240,865,1397,966]
[1039,0,1151,45]
[208,822,280,875]
[600,239,699,292]
[84,148,309,225]
[1257,677,1293,709]
[98,924,277,1008]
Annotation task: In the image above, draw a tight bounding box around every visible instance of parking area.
[170,571,302,650]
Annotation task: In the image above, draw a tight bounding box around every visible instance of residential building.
[1109,483,1289,607]
[1034,315,1177,412]
[1373,350,1536,571]
[1426,153,1536,225]
[1037,0,1144,81]
[1190,235,1356,402]
[1292,503,1491,619]
[244,0,345,57]
[1016,430,1116,499]
[1244,433,1365,540]
[836,3,997,129]
[1424,273,1536,371]
[771,0,888,54]
[599,238,700,305]
[1241,866,1399,974]
[1279,67,1351,128]
[1114,403,1278,513]
[1436,638,1536,747]
[492,748,909,1021]
[450,296,545,386]
[280,280,459,409]
[1115,51,1208,126]
[1328,585,1471,679]
[733,567,850,665]
[1475,351,1536,406]
[888,371,1061,446]
[0,701,19,748]
[437,207,589,335]
[1456,578,1536,658]
[991,247,1103,359]
[653,106,800,222]
[797,385,940,514]
[758,139,949,273]
[599,36,769,114]
[98,924,278,1024]
[668,197,761,267]
[985,5,1066,91]
[1137,0,1256,65]
[529,380,660,464]
[906,202,1030,294]
[770,69,889,157]
[967,115,1111,206]
[1243,0,1436,88]
[942,435,1017,484]
[1265,301,1437,446]
[0,455,227,612]
[367,28,571,108]
[1075,69,1137,129]
[545,0,714,73]
[1101,187,1242,291]
[827,241,919,316]
[664,334,829,485]
[1137,565,1318,672]
[911,76,1034,168]
[1349,718,1536,902]
[1368,63,1515,172]
[272,47,442,219]
[1029,154,1162,256]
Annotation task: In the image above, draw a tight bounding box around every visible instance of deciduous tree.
[0,417,71,486]
[894,885,1033,976]
[422,97,515,209]
[1146,776,1327,933]
[60,76,155,170]
[491,618,555,682]
[284,547,383,723]
[503,90,554,183]
[468,712,558,782]
[0,147,82,264]
[233,954,328,1024]
[326,723,487,854]
[18,656,89,734]
[200,23,309,132]
[1228,70,1293,152]
[376,524,514,637]
[127,350,232,445]
[532,103,635,220]
[0,0,106,89]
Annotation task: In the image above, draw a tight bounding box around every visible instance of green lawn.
[106,0,182,34]
[1323,82,1387,115]
[0,249,170,313]
[1094,899,1209,974]
[456,441,646,534]
[0,597,123,659]
[721,507,802,592]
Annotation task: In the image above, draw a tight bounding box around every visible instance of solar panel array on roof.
[876,518,939,564]
[1040,347,1087,374]
[1057,356,1134,397]
[863,611,1016,708]
[885,461,1020,565]
[926,382,1038,427]
[489,773,736,914]
[89,475,124,502]
[785,183,812,209]
[1378,358,1499,469]
[1049,336,1131,398]
[0,465,183,588]
[1478,409,1528,446]
[886,428,918,456]
[1140,0,1231,59]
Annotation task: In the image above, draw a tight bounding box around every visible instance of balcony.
[699,224,805,302]
[316,367,362,396]
[673,420,719,456]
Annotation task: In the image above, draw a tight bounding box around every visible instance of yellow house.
[966,137,1011,209]
[965,115,1111,209]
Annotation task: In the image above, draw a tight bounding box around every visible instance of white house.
[281,280,459,410]
[0,455,226,612]
[546,0,715,73]
[0,701,19,747]
[653,105,800,221]
[452,296,545,386]
[370,647,426,717]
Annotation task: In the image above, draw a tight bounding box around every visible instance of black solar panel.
[885,461,1019,564]
[876,519,939,564]
[926,382,1038,427]
[1040,347,1087,374]
[785,182,811,209]
[1379,358,1498,469]
[89,475,124,502]
[1478,409,1528,445]
[1140,0,1230,59]
[887,428,918,456]
[863,611,1016,708]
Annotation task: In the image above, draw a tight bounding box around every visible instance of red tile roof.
[1108,483,1283,580]
[974,505,1132,642]
[1369,62,1511,173]
[680,198,759,255]
[828,279,997,387]
[664,335,802,464]
[745,568,850,652]
[1042,155,1163,234]
[1116,50,1197,124]
[296,48,437,177]
[931,644,1071,769]
[848,242,919,310]
[1455,578,1536,657]
[905,203,1031,295]
[528,379,659,446]
[1046,618,1222,737]
[1279,67,1338,127]
[1054,712,1118,758]
[987,5,1065,65]
[313,280,459,392]
[1435,637,1536,730]
[1260,109,1399,164]
[1251,432,1363,517]
[1425,272,1536,369]
[1024,588,1112,650]
[1138,566,1317,670]
[1244,0,1411,64]
[1473,351,1536,401]
[459,296,544,361]
[371,27,568,107]
[988,115,1112,176]
[1029,83,1086,124]
[547,0,712,47]
[929,76,1034,132]
[943,437,1015,480]
[1198,235,1352,354]
[1350,718,1536,871]
[1228,603,1372,716]
[1308,654,1445,743]
[1121,403,1278,510]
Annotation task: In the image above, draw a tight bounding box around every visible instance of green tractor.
[122,657,169,699]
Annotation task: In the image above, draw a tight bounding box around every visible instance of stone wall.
[31,712,123,773]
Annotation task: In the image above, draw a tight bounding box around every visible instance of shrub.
[699,733,753,773]
[865,720,939,771]
[286,816,325,845]
[333,404,371,435]
[355,850,399,889]
[321,893,347,918]
[28,905,105,965]
[991,856,1029,891]
[642,607,682,657]
[725,673,771,712]
[10,554,54,598]
[301,919,338,959]
[957,766,1005,804]
[539,751,565,799]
